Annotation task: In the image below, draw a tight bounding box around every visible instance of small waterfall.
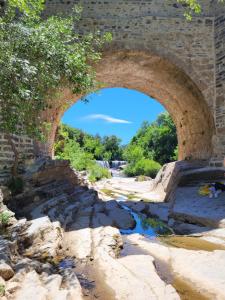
[95,160,110,169]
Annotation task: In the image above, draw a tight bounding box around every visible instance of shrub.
[0,211,11,226]
[0,284,5,297]
[124,159,161,178]
[88,163,111,183]
[56,140,94,171]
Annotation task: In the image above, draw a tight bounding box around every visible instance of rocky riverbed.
[1,159,225,299]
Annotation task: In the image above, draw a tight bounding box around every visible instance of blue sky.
[62,88,165,145]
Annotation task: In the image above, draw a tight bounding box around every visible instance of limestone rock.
[108,207,135,230]
[119,255,179,300]
[130,201,146,213]
[5,281,20,294]
[93,212,113,227]
[93,202,105,213]
[105,200,119,211]
[60,269,83,300]
[24,216,63,259]
[172,187,225,228]
[126,234,225,300]
[147,202,170,222]
[64,224,92,259]
[14,271,47,300]
[78,190,97,207]
[43,274,62,298]
[0,262,14,280]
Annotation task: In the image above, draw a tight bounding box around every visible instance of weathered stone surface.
[129,202,146,213]
[0,262,14,280]
[24,216,63,258]
[147,202,170,222]
[172,187,225,228]
[64,213,92,259]
[119,255,179,300]
[92,227,179,300]
[108,207,135,230]
[93,212,113,227]
[93,202,105,213]
[14,271,47,300]
[5,281,20,294]
[126,234,225,300]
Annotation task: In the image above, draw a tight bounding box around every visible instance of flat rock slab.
[119,255,179,300]
[64,225,92,260]
[126,234,225,300]
[172,187,225,228]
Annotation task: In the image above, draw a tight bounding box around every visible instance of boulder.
[78,190,97,207]
[131,201,146,213]
[105,200,119,211]
[93,213,113,227]
[24,216,63,259]
[108,207,135,230]
[93,202,105,213]
[0,262,14,280]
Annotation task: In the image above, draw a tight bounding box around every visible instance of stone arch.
[40,49,215,163]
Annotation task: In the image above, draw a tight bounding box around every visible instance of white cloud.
[82,114,132,124]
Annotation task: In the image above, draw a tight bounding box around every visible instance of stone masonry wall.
[214,14,225,166]
[0,133,34,182]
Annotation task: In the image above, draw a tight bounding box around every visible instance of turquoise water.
[118,202,157,237]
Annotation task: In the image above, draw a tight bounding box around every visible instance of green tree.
[123,144,144,163]
[129,112,177,165]
[0,1,111,176]
[83,135,104,160]
[102,135,123,161]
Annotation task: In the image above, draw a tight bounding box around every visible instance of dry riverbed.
[1,161,225,300]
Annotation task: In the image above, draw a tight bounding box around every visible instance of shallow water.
[118,202,157,237]
[160,235,225,251]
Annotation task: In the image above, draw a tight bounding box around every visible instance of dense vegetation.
[123,112,177,178]
[55,112,177,180]
[55,123,123,182]
[0,0,111,176]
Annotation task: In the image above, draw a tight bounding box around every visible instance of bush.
[124,159,161,178]
[0,211,11,226]
[0,284,5,297]
[88,163,111,183]
[56,140,94,171]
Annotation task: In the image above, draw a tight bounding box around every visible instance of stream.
[116,196,172,237]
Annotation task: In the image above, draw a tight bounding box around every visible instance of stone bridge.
[1,0,225,179]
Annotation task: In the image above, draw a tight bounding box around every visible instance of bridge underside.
[39,50,214,164]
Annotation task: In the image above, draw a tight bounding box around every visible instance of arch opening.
[40,50,215,163]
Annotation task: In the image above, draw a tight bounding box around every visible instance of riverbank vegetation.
[55,124,123,181]
[123,112,177,177]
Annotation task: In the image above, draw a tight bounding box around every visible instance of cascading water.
[95,160,110,169]
[95,160,127,177]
